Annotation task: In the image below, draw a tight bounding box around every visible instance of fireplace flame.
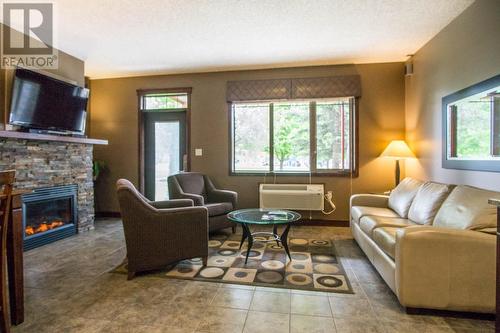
[25,220,65,236]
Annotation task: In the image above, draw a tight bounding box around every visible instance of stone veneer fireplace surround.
[0,131,108,234]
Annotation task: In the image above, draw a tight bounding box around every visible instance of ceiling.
[4,0,473,79]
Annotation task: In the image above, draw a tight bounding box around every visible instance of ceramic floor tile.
[196,307,247,333]
[291,294,332,317]
[211,287,254,309]
[250,291,291,314]
[11,219,493,333]
[243,311,290,333]
[333,317,385,333]
[291,314,337,333]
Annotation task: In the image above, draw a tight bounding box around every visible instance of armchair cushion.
[170,172,207,198]
[205,202,233,217]
[388,177,423,218]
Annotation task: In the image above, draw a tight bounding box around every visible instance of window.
[141,92,189,110]
[233,103,270,172]
[230,98,356,175]
[443,75,500,172]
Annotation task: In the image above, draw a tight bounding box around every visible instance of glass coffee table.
[228,208,301,264]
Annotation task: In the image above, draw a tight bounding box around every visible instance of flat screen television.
[9,68,89,134]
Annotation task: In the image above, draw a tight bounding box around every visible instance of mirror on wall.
[442,75,500,172]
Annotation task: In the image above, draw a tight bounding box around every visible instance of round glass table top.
[228,208,301,225]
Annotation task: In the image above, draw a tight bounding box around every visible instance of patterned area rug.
[114,232,353,294]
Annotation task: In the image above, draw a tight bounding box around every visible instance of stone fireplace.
[0,133,107,247]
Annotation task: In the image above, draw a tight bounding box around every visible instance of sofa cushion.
[205,202,233,217]
[372,227,399,259]
[359,216,415,237]
[434,185,500,230]
[407,182,452,225]
[388,178,423,218]
[351,206,399,224]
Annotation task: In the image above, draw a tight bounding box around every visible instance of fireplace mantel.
[0,130,108,145]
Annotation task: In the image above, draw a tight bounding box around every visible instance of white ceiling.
[6,0,474,79]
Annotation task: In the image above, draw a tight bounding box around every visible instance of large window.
[230,98,356,175]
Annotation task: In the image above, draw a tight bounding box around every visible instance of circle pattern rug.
[113,233,353,294]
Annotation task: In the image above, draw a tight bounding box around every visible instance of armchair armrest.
[149,199,194,209]
[204,175,238,208]
[395,226,496,312]
[177,193,204,206]
[154,205,208,224]
[350,194,389,209]
[167,175,205,205]
[208,189,238,208]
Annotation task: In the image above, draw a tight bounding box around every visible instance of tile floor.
[12,219,494,333]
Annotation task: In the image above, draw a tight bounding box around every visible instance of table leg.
[281,224,291,261]
[242,224,253,264]
[272,225,280,247]
[239,224,248,250]
[7,205,23,325]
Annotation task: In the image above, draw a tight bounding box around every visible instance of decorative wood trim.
[0,130,108,145]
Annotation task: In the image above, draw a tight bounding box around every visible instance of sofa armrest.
[350,194,389,209]
[150,199,194,209]
[395,226,496,313]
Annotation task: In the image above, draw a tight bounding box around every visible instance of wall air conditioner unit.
[259,184,324,211]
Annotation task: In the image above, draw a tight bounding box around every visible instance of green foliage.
[455,99,491,158]
[93,160,108,182]
[273,103,309,170]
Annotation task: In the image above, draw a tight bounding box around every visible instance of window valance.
[226,75,361,102]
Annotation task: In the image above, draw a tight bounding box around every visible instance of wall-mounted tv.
[9,68,89,134]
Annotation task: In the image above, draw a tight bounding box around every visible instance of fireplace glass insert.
[22,185,78,250]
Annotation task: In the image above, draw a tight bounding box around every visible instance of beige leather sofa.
[350,178,499,313]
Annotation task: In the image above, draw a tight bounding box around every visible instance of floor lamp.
[380,140,415,187]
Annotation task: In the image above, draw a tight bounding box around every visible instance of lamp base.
[395,159,401,187]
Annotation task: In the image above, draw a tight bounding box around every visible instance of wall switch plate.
[195,148,203,156]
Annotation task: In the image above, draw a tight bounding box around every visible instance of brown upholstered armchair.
[167,172,237,232]
[116,179,209,279]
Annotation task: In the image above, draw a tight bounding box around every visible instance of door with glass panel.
[144,111,186,200]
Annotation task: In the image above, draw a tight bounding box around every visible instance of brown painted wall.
[90,63,406,219]
[0,23,85,128]
[405,0,500,189]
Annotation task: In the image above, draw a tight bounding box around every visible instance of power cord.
[322,191,336,215]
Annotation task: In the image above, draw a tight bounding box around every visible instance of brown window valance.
[226,75,361,102]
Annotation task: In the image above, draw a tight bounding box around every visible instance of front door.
[144,111,186,200]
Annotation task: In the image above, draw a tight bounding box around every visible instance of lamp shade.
[380,140,415,159]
